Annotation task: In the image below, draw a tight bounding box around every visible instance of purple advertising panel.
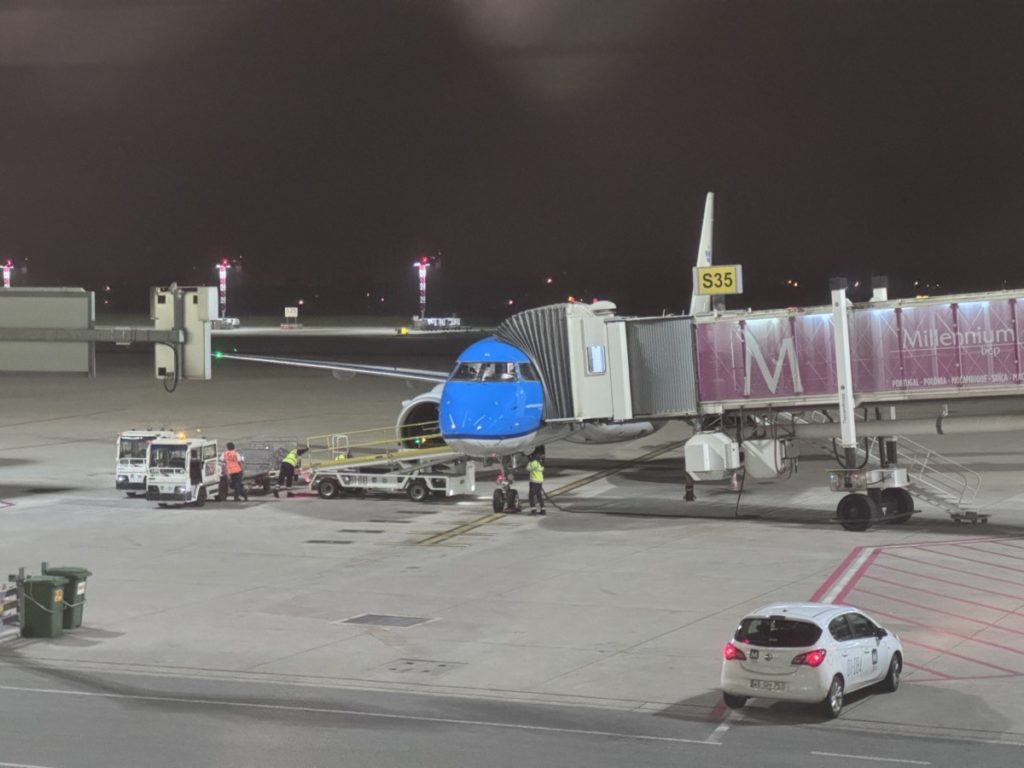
[696,297,1024,404]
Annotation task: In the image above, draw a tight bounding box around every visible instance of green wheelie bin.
[22,575,68,638]
[44,566,92,629]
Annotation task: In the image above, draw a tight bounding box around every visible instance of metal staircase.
[780,410,987,523]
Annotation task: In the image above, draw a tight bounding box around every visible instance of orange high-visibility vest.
[223,450,242,475]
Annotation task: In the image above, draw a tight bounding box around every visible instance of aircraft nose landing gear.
[492,458,521,513]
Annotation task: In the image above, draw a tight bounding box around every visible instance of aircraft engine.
[396,383,444,448]
[565,421,665,444]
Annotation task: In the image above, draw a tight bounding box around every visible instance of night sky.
[3,0,1024,318]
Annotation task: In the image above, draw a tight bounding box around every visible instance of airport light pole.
[414,255,430,318]
[215,259,231,318]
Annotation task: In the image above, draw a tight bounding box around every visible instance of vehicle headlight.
[117,475,128,482]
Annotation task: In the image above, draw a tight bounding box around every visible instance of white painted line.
[0,684,719,747]
[0,762,63,768]
[811,751,931,765]
[822,548,874,603]
[706,709,738,743]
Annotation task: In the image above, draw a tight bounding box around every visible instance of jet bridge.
[498,289,1024,423]
[497,288,1024,528]
[494,301,700,424]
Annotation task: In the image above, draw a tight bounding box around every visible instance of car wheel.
[882,652,901,692]
[881,488,914,524]
[195,486,207,508]
[837,493,876,532]
[216,476,229,502]
[407,480,429,502]
[318,478,340,499]
[723,693,747,709]
[492,488,505,513]
[823,675,844,718]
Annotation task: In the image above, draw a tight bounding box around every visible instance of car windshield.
[119,437,150,460]
[150,445,187,469]
[734,617,822,647]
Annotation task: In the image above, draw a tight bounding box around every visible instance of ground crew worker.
[223,442,247,501]
[526,450,546,515]
[277,446,307,497]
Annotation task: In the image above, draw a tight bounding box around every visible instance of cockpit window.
[518,362,538,381]
[451,362,482,381]
[450,362,518,382]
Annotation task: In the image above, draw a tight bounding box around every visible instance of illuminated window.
[587,345,606,375]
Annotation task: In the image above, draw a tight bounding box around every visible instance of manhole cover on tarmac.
[337,613,433,627]
[305,539,354,545]
[380,658,464,677]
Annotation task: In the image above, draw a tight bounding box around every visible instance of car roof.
[744,602,861,624]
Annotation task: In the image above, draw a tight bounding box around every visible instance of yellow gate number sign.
[693,265,743,295]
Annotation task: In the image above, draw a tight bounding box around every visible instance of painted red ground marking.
[810,546,867,602]
[834,549,880,603]
[914,545,1024,576]
[984,539,1024,551]
[872,561,1024,601]
[853,587,1024,635]
[888,536,1024,550]
[861,573,1023,615]
[902,661,955,681]
[860,605,1024,663]
[707,699,727,722]
[900,637,1022,676]
[881,551,1024,588]
[950,542,1024,560]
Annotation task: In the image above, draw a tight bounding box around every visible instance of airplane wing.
[214,352,449,383]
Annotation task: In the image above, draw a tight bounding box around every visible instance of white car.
[720,602,903,718]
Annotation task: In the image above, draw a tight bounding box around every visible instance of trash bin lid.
[45,567,92,579]
[25,575,69,587]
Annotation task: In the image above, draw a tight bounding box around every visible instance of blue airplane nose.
[440,380,543,441]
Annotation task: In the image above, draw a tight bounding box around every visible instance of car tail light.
[791,649,827,667]
[723,642,747,661]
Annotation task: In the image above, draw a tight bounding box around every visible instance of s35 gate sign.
[694,293,1024,407]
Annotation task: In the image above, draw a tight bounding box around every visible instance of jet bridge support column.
[830,278,858,468]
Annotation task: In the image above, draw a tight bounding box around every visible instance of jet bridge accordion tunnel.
[494,301,701,425]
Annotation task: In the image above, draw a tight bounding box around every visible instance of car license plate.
[749,679,787,692]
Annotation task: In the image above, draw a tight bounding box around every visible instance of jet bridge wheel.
[837,493,878,532]
[880,488,914,524]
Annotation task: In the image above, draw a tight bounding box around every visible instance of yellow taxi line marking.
[418,513,506,546]
[417,440,685,546]
[547,440,687,498]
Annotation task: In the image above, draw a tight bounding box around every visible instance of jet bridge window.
[586,345,607,375]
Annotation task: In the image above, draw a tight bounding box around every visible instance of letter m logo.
[744,328,803,396]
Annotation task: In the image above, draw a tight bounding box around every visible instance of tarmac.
[2,348,1024,746]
